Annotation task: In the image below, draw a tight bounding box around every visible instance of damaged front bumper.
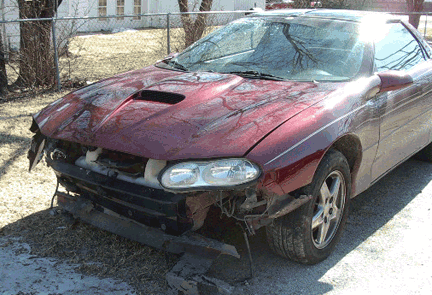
[49,158,194,235]
[55,191,239,259]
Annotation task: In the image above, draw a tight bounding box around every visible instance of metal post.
[424,14,428,39]
[243,231,254,279]
[1,0,8,60]
[167,13,171,55]
[51,18,61,91]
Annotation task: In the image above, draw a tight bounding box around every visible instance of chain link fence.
[55,14,170,85]
[0,11,249,89]
[2,9,432,90]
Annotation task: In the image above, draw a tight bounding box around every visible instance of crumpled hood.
[34,65,341,160]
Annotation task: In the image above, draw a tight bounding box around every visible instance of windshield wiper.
[167,60,189,71]
[225,70,284,81]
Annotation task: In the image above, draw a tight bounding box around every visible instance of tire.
[266,149,351,264]
[414,142,432,162]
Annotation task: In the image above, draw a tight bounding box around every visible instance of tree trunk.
[406,0,424,29]
[178,0,213,49]
[15,0,62,88]
[17,19,54,87]
[0,30,8,97]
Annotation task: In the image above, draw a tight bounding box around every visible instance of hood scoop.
[134,90,185,105]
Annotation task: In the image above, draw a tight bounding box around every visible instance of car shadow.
[203,158,432,294]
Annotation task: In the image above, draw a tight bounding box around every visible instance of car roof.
[250,9,400,23]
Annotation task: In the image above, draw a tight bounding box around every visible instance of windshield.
[165,17,366,81]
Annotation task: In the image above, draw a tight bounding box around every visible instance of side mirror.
[377,70,413,93]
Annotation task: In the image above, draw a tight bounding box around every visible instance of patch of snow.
[0,236,136,295]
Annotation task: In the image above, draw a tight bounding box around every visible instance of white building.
[1,0,265,49]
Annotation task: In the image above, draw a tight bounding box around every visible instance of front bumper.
[56,191,239,259]
[49,159,193,235]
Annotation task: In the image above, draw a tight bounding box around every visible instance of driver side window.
[374,23,426,72]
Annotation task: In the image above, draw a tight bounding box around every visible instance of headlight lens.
[161,163,200,188]
[160,159,260,189]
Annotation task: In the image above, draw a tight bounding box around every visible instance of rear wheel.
[266,149,351,264]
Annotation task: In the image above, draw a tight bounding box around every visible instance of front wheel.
[266,149,351,264]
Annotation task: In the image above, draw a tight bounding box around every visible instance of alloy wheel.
[311,170,346,249]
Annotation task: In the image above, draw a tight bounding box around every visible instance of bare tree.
[15,0,63,88]
[177,0,213,48]
[406,0,424,29]
[293,0,310,8]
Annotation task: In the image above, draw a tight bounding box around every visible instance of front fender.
[246,76,382,196]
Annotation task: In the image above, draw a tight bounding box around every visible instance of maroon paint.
[34,65,338,162]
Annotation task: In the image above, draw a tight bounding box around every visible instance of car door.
[371,21,432,180]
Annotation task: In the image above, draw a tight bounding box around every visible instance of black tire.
[266,149,351,264]
[414,142,432,162]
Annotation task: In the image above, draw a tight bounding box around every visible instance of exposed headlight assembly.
[160,159,261,190]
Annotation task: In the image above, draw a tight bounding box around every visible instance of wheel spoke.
[312,207,324,229]
[329,176,341,199]
[317,220,330,244]
[320,181,331,203]
[329,207,340,221]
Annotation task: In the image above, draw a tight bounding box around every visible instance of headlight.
[160,159,261,189]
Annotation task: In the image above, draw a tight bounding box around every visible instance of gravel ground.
[1,92,432,294]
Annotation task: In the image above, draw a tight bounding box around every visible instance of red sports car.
[29,9,432,264]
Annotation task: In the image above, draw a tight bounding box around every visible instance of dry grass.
[59,25,219,83]
[0,92,178,294]
[62,28,169,82]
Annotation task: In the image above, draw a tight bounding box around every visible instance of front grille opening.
[95,149,147,177]
[134,90,185,105]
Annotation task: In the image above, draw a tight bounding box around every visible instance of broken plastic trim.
[28,131,46,172]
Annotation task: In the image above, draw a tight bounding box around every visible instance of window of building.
[117,0,125,20]
[98,0,107,20]
[134,0,142,20]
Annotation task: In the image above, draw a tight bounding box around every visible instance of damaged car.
[29,9,432,265]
